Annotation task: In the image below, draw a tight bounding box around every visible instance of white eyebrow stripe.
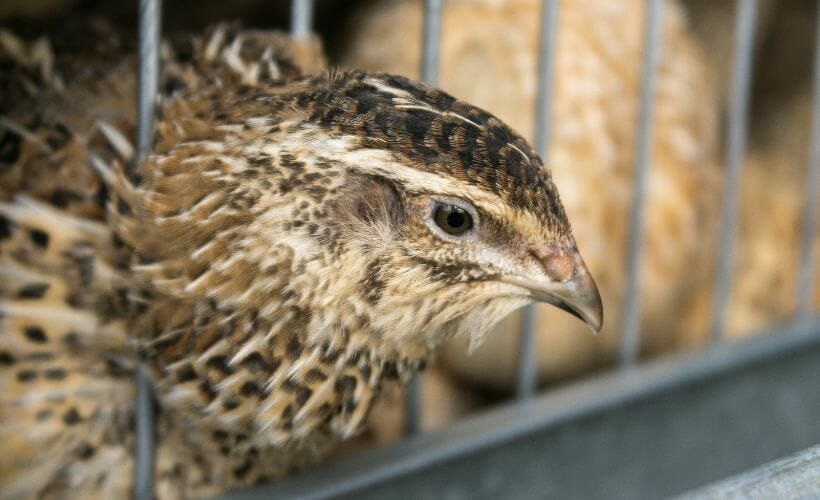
[340,148,499,207]
[266,124,546,228]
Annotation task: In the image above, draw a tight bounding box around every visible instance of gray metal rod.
[405,0,443,438]
[618,0,665,367]
[516,0,560,399]
[797,4,820,317]
[516,306,539,398]
[136,0,160,164]
[291,0,314,39]
[134,365,155,500]
[709,0,758,342]
[404,372,422,437]
[135,0,160,498]
[420,0,443,83]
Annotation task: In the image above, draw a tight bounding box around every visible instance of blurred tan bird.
[0,21,601,498]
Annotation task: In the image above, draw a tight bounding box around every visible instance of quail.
[0,23,601,498]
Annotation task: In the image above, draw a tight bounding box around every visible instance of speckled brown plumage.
[0,21,600,498]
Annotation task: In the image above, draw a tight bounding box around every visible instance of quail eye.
[433,203,474,235]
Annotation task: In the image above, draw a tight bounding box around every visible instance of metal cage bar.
[516,0,560,398]
[404,0,444,437]
[134,365,155,500]
[420,0,443,85]
[136,0,160,164]
[797,2,820,318]
[618,0,665,367]
[291,0,314,39]
[709,0,759,341]
[134,0,161,498]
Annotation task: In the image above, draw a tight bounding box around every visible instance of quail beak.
[501,246,603,333]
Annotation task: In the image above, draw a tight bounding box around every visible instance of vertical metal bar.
[135,0,160,499]
[134,365,155,500]
[404,373,422,437]
[136,0,160,163]
[618,0,665,368]
[405,0,443,437]
[797,4,820,318]
[420,0,443,84]
[516,0,560,399]
[291,0,314,39]
[709,0,758,342]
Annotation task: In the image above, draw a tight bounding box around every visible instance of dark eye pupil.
[447,211,465,228]
[434,204,473,235]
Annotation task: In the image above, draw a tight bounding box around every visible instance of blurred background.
[2,0,818,495]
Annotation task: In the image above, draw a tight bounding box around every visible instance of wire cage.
[117,0,820,498]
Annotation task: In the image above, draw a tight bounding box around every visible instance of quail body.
[0,23,601,498]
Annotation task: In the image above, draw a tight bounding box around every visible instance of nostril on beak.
[528,246,575,282]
